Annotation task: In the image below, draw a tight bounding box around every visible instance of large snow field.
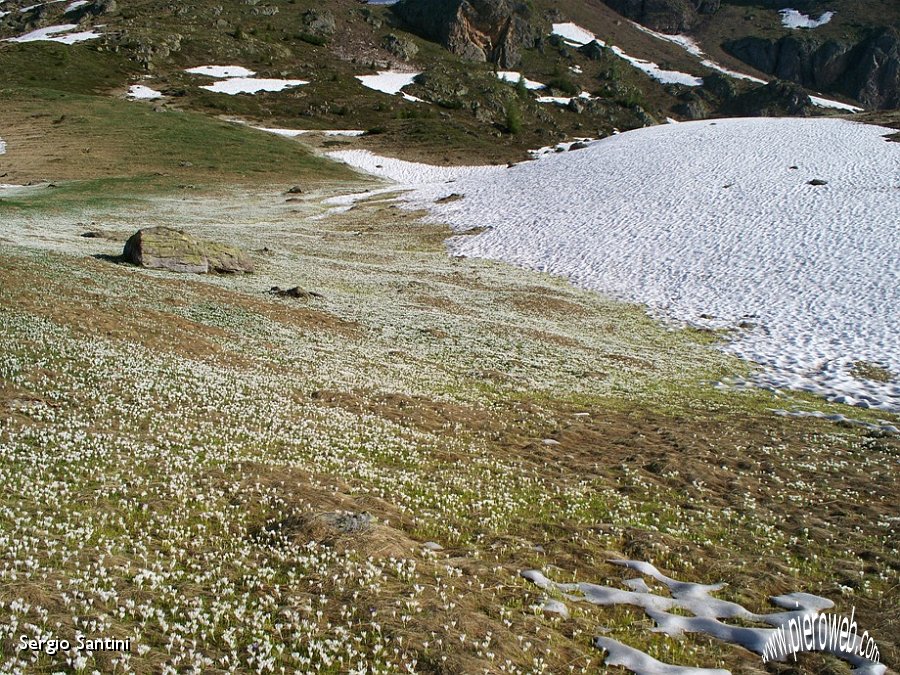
[330,118,900,412]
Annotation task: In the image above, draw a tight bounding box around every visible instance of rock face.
[393,0,540,68]
[725,28,900,109]
[123,226,253,274]
[601,0,720,34]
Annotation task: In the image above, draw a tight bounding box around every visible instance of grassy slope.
[0,0,701,165]
[0,84,355,194]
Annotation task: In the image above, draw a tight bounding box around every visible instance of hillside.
[1,1,898,674]
[1,0,894,170]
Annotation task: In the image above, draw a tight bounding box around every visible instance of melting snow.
[126,84,163,100]
[810,95,863,112]
[496,71,546,90]
[186,65,257,78]
[5,23,101,43]
[185,65,306,94]
[536,92,592,105]
[0,136,5,155]
[631,23,767,84]
[781,9,834,29]
[609,45,703,86]
[329,118,900,412]
[356,71,422,102]
[551,22,702,87]
[200,78,308,95]
[64,0,89,10]
[19,0,64,12]
[253,127,365,137]
[522,560,885,675]
[551,22,598,47]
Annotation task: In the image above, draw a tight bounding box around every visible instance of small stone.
[270,286,323,299]
[808,178,828,186]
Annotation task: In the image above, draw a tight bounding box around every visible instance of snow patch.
[356,71,422,101]
[610,45,703,86]
[0,136,5,155]
[810,95,863,112]
[5,23,101,43]
[185,65,256,78]
[781,9,834,29]
[19,0,64,12]
[551,22,600,47]
[200,78,308,95]
[329,118,900,412]
[126,84,163,100]
[631,22,767,84]
[64,0,89,11]
[253,127,309,137]
[496,71,546,90]
[551,22,702,86]
[254,127,366,138]
[524,560,884,675]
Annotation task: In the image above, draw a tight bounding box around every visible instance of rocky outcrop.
[382,33,419,61]
[123,227,253,274]
[725,80,813,117]
[601,0,720,34]
[725,28,900,109]
[392,0,540,68]
[301,8,335,36]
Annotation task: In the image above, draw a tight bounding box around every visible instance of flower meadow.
[0,187,896,673]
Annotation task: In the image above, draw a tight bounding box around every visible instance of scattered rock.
[569,141,589,151]
[301,8,335,36]
[423,541,443,551]
[808,178,828,186]
[319,511,372,534]
[122,226,253,274]
[435,193,463,204]
[285,185,304,194]
[382,33,419,61]
[270,286,324,299]
[567,97,587,114]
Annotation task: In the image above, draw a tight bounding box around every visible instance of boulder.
[269,286,323,299]
[122,226,253,274]
[301,8,335,36]
[382,33,419,61]
[205,243,255,274]
[393,0,541,68]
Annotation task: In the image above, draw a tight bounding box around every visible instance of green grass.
[0,86,355,187]
[0,42,136,93]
